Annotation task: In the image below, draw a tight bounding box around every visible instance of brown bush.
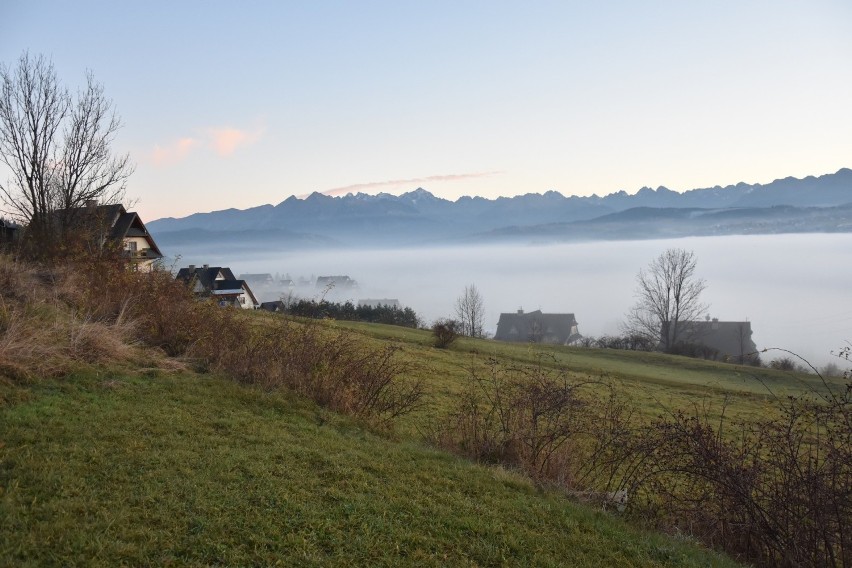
[432,358,635,487]
[0,255,424,425]
[195,316,425,423]
[431,318,460,348]
[434,356,852,567]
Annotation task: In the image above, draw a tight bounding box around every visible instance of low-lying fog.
[170,233,852,368]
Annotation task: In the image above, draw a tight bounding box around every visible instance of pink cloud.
[208,126,263,156]
[320,171,505,197]
[151,137,198,166]
[150,121,265,166]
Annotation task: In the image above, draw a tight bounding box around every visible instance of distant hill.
[149,168,852,250]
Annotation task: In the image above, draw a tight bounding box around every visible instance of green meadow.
[1,369,740,567]
[331,319,838,433]
[1,312,839,566]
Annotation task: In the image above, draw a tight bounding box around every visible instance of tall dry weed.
[436,356,852,567]
[191,316,424,423]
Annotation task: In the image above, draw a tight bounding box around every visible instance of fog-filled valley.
[166,233,851,368]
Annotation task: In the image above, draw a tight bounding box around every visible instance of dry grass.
[431,355,852,567]
[0,254,424,423]
[0,256,185,384]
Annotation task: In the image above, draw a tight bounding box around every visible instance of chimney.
[85,199,98,208]
[203,264,209,270]
[188,264,196,272]
[517,308,524,315]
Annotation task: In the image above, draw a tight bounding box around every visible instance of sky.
[1,1,851,222]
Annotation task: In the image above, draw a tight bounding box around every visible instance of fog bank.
[169,234,852,368]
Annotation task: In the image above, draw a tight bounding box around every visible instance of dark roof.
[175,266,237,290]
[176,266,257,306]
[663,320,756,357]
[213,279,248,292]
[494,310,580,344]
[239,273,274,282]
[56,204,163,259]
[260,300,286,312]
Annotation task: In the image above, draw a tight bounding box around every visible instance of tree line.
[285,299,420,329]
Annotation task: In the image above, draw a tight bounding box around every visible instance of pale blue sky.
[2,1,850,221]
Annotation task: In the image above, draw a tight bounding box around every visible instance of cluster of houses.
[25,202,756,363]
[492,308,757,363]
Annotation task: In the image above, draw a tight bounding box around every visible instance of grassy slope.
[331,320,840,435]
[0,372,739,567]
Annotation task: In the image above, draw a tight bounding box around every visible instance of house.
[358,299,401,309]
[57,203,163,270]
[175,264,259,309]
[494,309,581,345]
[661,318,757,363]
[239,273,275,286]
[0,218,21,247]
[316,275,357,291]
[259,300,286,312]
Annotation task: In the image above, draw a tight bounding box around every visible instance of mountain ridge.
[148,168,852,250]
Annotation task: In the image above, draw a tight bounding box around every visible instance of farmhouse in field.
[176,264,259,309]
[494,309,581,345]
[662,318,757,363]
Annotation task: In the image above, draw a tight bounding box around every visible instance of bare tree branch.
[0,52,132,250]
[623,248,708,351]
[455,283,485,338]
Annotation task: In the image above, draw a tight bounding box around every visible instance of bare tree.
[0,52,132,249]
[623,248,708,352]
[455,283,485,338]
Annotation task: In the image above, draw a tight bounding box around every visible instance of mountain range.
[148,168,852,250]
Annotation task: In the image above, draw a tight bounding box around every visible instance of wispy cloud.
[149,122,265,166]
[207,126,264,156]
[319,171,505,197]
[151,137,198,166]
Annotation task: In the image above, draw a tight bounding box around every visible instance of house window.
[124,241,137,252]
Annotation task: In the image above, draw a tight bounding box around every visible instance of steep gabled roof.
[663,320,756,357]
[176,267,256,305]
[495,310,580,344]
[176,266,232,290]
[55,204,163,259]
[111,209,163,258]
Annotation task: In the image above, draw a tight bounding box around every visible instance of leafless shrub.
[432,318,459,348]
[624,381,852,568]
[431,357,638,488]
[195,316,424,424]
[433,353,851,567]
[770,356,798,371]
[589,334,655,351]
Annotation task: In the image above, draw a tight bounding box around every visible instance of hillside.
[0,256,846,566]
[1,372,742,567]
